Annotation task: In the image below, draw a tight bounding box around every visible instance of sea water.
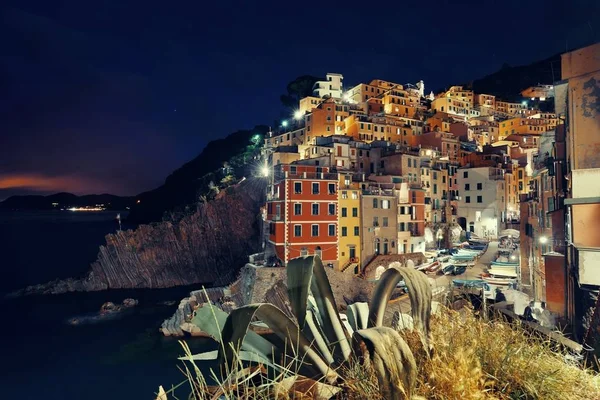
[0,210,213,399]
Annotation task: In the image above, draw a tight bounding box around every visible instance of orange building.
[266,164,339,266]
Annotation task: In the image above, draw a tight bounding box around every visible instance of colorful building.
[266,164,339,266]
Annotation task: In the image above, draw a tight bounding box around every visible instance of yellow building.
[499,117,558,140]
[337,173,361,273]
[443,86,474,106]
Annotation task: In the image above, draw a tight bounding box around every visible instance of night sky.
[1,0,597,200]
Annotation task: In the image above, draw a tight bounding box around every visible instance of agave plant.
[182,255,432,399]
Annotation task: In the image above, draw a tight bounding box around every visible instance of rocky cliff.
[15,178,266,295]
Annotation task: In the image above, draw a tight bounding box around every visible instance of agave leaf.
[180,350,284,373]
[190,304,229,341]
[368,267,432,349]
[190,302,275,359]
[391,312,414,331]
[352,326,417,400]
[307,256,352,362]
[304,309,335,365]
[346,302,370,331]
[287,256,314,327]
[218,303,339,384]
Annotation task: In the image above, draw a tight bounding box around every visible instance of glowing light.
[261,165,269,177]
[293,110,303,120]
[68,207,105,212]
[343,92,352,102]
[510,255,517,260]
[521,101,528,107]
[539,236,548,244]
[137,200,141,204]
[281,120,288,128]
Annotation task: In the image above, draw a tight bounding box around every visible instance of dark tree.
[280,75,322,109]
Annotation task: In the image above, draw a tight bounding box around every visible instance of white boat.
[482,276,517,285]
[487,268,518,278]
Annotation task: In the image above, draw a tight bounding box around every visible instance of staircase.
[341,258,360,273]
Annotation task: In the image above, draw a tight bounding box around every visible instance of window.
[463,171,468,178]
[477,196,482,203]
[294,204,302,215]
[433,172,438,180]
[290,166,297,174]
[341,227,347,236]
[294,225,302,237]
[383,217,389,227]
[294,182,302,194]
[341,207,347,217]
[442,176,446,183]
[312,183,319,194]
[465,183,470,191]
[328,204,335,215]
[329,224,336,236]
[381,199,390,209]
[433,184,437,195]
[352,207,358,217]
[312,204,319,215]
[341,191,348,199]
[276,204,281,219]
[328,183,335,194]
[373,198,378,208]
[352,191,358,199]
[311,225,319,236]
[354,226,360,236]
[477,182,482,190]
[300,248,308,257]
[399,222,405,231]
[373,217,379,226]
[466,196,471,203]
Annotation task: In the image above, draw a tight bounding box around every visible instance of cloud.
[0,173,127,195]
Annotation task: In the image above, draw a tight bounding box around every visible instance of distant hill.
[463,53,562,102]
[126,125,270,223]
[0,192,135,210]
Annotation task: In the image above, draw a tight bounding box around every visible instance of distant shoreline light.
[67,207,106,212]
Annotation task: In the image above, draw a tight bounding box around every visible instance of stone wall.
[363,253,427,280]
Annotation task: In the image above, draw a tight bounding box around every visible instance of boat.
[492,260,519,266]
[442,263,456,275]
[490,262,518,268]
[487,268,518,278]
[452,255,476,261]
[481,275,517,286]
[417,261,439,271]
[436,255,451,263]
[452,279,487,288]
[453,260,475,268]
[453,265,467,275]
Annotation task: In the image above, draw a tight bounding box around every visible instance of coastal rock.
[122,298,138,307]
[160,264,377,337]
[13,179,265,296]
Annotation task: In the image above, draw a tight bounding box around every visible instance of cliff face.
[17,179,266,295]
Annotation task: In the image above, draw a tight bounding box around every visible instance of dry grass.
[164,306,600,400]
[405,306,600,400]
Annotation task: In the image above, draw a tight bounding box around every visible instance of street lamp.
[281,120,288,128]
[293,110,303,120]
[539,236,548,244]
[437,232,444,250]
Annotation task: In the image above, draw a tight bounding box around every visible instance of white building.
[313,73,343,99]
[456,166,506,238]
